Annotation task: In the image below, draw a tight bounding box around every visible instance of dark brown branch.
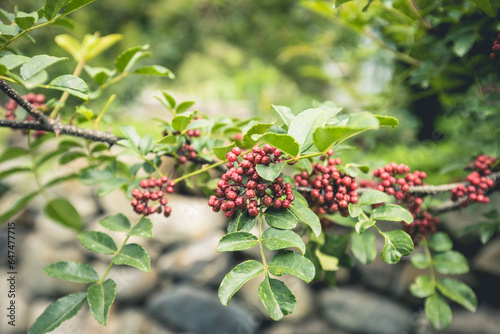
[0,79,51,126]
[0,79,121,145]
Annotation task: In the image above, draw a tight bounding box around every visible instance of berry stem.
[98,216,143,283]
[420,236,436,285]
[173,159,227,183]
[258,206,268,270]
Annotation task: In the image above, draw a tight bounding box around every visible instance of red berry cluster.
[208,145,294,218]
[451,155,496,206]
[372,163,439,239]
[177,143,197,164]
[294,153,358,217]
[4,93,47,137]
[373,162,426,200]
[490,32,500,60]
[130,176,175,217]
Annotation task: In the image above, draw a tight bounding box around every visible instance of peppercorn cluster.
[177,143,197,164]
[294,152,358,217]
[451,155,496,206]
[4,93,47,137]
[208,145,295,218]
[372,163,439,239]
[131,176,175,217]
[490,32,500,60]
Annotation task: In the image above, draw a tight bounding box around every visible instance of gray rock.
[473,237,500,277]
[19,233,85,297]
[156,232,230,285]
[114,308,175,334]
[320,287,412,334]
[263,317,347,334]
[415,306,500,334]
[147,285,259,334]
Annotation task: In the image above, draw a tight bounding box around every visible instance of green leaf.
[84,65,113,84]
[218,260,264,305]
[64,0,97,16]
[354,219,376,234]
[47,75,89,100]
[112,243,151,272]
[425,294,452,331]
[128,217,153,238]
[59,151,87,165]
[119,125,141,149]
[433,251,469,275]
[176,101,195,114]
[115,45,149,73]
[358,189,392,206]
[0,24,20,38]
[411,253,431,269]
[213,142,236,160]
[428,232,453,253]
[313,112,379,151]
[0,191,38,224]
[437,278,477,312]
[133,65,174,78]
[258,276,296,321]
[380,230,414,264]
[217,232,259,252]
[0,55,29,70]
[172,114,193,132]
[43,261,99,283]
[348,203,363,218]
[288,108,328,151]
[0,147,28,163]
[99,213,131,232]
[227,210,258,232]
[79,168,113,186]
[315,248,339,271]
[304,242,322,281]
[289,201,321,237]
[453,34,478,57]
[471,0,500,17]
[257,133,300,158]
[44,0,70,20]
[264,207,298,230]
[98,177,125,196]
[0,24,21,38]
[86,279,116,325]
[268,250,315,283]
[374,115,399,127]
[44,198,82,231]
[15,11,38,30]
[271,105,295,127]
[350,231,376,264]
[0,166,31,179]
[84,34,123,60]
[410,275,435,298]
[78,231,117,255]
[0,64,6,75]
[138,134,155,155]
[371,204,413,224]
[480,223,499,244]
[158,134,177,145]
[255,161,286,181]
[20,55,67,80]
[243,122,275,148]
[262,227,306,255]
[28,293,86,334]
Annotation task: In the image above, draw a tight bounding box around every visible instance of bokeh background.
[1,1,500,333]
